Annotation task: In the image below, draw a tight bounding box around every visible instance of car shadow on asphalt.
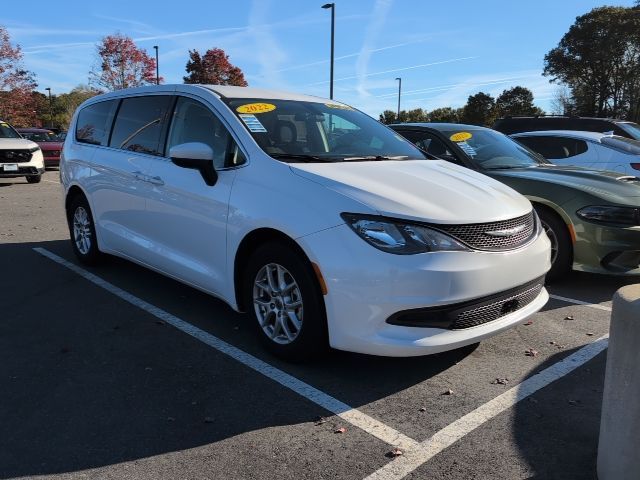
[547,270,638,305]
[0,240,477,478]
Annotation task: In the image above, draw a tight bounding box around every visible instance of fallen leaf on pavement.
[525,348,539,357]
[564,315,574,320]
[586,332,595,336]
[441,389,454,396]
[334,427,346,434]
[386,448,403,458]
[524,320,533,326]
[419,407,426,412]
[204,417,214,423]
[491,378,509,385]
[314,416,327,426]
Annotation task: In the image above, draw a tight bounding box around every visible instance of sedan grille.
[434,212,536,251]
[0,149,33,163]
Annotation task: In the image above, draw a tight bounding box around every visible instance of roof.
[511,130,612,142]
[16,128,54,133]
[202,85,333,104]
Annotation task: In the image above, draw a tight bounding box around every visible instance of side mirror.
[169,142,218,186]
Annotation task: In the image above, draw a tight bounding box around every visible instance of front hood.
[37,141,63,150]
[290,160,531,224]
[0,138,39,150]
[491,165,640,204]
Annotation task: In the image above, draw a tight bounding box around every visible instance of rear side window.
[75,100,118,146]
[109,96,173,156]
[516,136,588,159]
[601,136,640,155]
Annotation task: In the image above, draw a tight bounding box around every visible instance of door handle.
[147,175,165,186]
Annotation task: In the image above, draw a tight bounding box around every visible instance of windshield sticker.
[325,103,354,110]
[236,103,276,114]
[450,132,472,142]
[457,141,477,156]
[239,114,268,133]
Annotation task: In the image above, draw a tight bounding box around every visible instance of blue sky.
[4,0,636,116]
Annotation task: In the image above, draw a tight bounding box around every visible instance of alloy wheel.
[73,206,92,255]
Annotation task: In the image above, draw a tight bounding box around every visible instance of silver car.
[512,130,640,177]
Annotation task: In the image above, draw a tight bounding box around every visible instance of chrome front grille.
[435,212,535,251]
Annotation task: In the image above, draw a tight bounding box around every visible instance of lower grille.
[386,276,545,329]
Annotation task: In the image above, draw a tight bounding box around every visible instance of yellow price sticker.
[236,103,276,114]
[450,132,472,142]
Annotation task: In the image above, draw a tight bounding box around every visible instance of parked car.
[17,128,63,167]
[0,120,44,183]
[61,85,551,360]
[511,130,640,176]
[391,123,640,280]
[493,115,640,140]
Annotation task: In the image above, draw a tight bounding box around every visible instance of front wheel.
[243,243,328,361]
[67,195,102,265]
[535,206,572,282]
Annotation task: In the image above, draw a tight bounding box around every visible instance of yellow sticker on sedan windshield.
[325,103,354,110]
[236,103,276,114]
[450,132,472,142]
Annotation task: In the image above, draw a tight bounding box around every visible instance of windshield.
[0,121,21,139]
[438,128,549,169]
[223,98,425,162]
[601,135,640,155]
[20,131,60,142]
[617,122,640,140]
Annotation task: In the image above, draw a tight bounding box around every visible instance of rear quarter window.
[75,100,119,146]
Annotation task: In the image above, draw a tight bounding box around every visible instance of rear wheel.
[243,242,328,361]
[535,206,572,282]
[26,175,41,184]
[67,195,102,265]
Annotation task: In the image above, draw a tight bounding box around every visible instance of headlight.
[341,213,469,254]
[28,146,41,153]
[576,205,640,226]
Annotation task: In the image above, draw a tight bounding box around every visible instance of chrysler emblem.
[485,225,526,237]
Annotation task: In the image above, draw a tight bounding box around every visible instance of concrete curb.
[597,285,640,480]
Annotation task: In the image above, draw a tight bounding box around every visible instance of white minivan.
[61,85,551,360]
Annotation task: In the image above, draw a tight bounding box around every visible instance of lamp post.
[153,46,159,85]
[321,3,335,99]
[395,77,402,121]
[45,87,52,128]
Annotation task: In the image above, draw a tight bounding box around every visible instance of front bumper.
[573,220,640,275]
[0,165,45,178]
[299,223,551,357]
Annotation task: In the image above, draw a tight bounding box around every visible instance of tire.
[535,206,572,282]
[26,175,41,184]
[243,242,328,361]
[67,195,102,265]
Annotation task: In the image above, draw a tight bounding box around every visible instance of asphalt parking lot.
[1,170,636,480]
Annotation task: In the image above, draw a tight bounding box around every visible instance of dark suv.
[493,116,640,140]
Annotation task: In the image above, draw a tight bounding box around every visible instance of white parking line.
[42,179,60,184]
[33,247,419,452]
[364,334,609,480]
[549,294,612,312]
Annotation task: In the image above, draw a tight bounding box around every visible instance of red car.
[16,128,63,167]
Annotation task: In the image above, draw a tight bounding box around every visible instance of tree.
[544,6,640,121]
[0,26,38,126]
[379,110,397,124]
[378,108,428,124]
[90,33,159,91]
[183,48,247,86]
[460,92,496,126]
[428,107,461,123]
[494,86,544,118]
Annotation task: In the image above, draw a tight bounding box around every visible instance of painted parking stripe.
[33,247,419,452]
[549,294,612,312]
[364,334,609,480]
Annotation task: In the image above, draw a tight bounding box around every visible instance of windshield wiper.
[269,153,340,163]
[342,155,409,161]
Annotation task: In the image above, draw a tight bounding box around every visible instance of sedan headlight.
[576,205,640,226]
[341,213,469,254]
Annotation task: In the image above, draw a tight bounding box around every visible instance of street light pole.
[321,3,335,99]
[395,77,402,121]
[45,87,52,128]
[153,46,159,85]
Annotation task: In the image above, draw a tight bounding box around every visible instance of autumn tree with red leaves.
[183,48,247,86]
[0,26,38,126]
[90,33,160,91]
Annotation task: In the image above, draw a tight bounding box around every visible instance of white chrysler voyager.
[61,85,551,360]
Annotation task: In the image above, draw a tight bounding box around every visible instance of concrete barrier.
[597,285,640,480]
